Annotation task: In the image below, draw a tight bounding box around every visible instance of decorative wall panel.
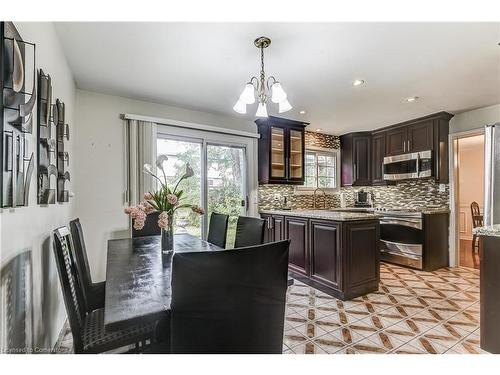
[1,22,36,208]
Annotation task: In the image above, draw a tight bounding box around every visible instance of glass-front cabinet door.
[289,129,303,180]
[270,126,286,179]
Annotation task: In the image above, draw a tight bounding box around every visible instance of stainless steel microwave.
[383,150,432,181]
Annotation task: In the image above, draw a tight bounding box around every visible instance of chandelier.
[233,36,292,117]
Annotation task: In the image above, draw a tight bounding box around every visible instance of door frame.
[448,127,485,267]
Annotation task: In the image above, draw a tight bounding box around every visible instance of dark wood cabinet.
[407,120,434,152]
[255,116,308,185]
[261,212,380,300]
[310,220,341,290]
[385,127,407,156]
[340,132,371,186]
[285,216,309,276]
[371,132,386,185]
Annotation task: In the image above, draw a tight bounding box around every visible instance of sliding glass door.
[157,132,248,243]
[206,144,247,248]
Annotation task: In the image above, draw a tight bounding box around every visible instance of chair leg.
[472,235,477,253]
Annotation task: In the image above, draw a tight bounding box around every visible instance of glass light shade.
[255,102,268,117]
[239,83,256,104]
[278,98,292,113]
[232,99,246,114]
[271,82,287,103]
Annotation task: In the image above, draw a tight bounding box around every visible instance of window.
[298,148,339,192]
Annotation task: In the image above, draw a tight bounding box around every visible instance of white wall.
[0,22,76,350]
[74,89,255,282]
[450,104,500,133]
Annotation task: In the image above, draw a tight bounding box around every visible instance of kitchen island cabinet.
[261,210,380,300]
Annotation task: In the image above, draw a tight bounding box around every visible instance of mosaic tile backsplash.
[258,132,450,211]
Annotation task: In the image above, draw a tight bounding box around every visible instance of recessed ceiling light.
[299,110,306,114]
[316,128,322,132]
[352,79,365,87]
[406,96,419,102]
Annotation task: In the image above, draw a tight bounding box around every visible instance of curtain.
[125,119,157,206]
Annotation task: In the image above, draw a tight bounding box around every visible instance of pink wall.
[458,135,484,207]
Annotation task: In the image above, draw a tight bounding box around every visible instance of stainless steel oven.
[376,210,424,269]
[383,150,432,181]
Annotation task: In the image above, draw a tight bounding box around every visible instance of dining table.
[104,233,223,332]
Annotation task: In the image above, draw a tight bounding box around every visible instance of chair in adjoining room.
[169,240,290,354]
[70,218,105,313]
[470,201,484,253]
[53,227,155,354]
[131,211,161,238]
[206,212,229,248]
[233,216,266,248]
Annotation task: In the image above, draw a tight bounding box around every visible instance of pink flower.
[133,218,145,230]
[191,205,205,215]
[158,211,170,229]
[167,194,178,205]
[141,200,155,214]
[144,192,153,200]
[124,206,133,214]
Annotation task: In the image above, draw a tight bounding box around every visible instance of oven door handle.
[379,218,422,229]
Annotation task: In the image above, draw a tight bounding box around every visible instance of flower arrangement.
[124,154,205,235]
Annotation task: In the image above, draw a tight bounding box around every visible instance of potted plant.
[124,154,205,256]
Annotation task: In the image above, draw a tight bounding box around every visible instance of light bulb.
[278,98,292,113]
[239,83,256,104]
[255,102,268,117]
[271,82,287,103]
[233,99,246,114]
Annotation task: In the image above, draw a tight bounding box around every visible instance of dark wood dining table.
[104,233,223,332]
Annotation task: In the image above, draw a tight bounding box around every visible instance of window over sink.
[295,147,340,194]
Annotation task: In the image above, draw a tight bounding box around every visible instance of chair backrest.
[132,212,161,238]
[233,216,266,248]
[470,201,483,228]
[53,227,86,353]
[207,212,229,248]
[69,218,94,311]
[170,240,290,354]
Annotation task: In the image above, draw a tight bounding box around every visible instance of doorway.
[450,131,485,270]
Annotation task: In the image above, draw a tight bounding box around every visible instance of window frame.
[294,146,341,194]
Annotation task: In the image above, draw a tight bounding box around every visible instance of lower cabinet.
[310,220,341,290]
[285,216,309,276]
[261,213,380,300]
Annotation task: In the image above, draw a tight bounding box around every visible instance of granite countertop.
[420,208,450,214]
[473,224,500,238]
[259,209,378,222]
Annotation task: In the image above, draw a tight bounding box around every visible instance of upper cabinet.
[340,132,372,186]
[256,116,308,185]
[341,112,453,186]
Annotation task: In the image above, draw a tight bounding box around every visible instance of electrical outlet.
[375,192,381,199]
[439,184,446,192]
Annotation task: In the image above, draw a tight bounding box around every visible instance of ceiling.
[54,22,500,135]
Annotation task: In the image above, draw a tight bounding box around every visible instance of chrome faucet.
[313,187,327,209]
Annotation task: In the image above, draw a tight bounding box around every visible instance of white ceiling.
[54,22,500,135]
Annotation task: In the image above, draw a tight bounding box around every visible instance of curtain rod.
[123,113,260,139]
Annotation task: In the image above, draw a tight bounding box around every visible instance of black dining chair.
[132,211,161,238]
[233,216,266,248]
[70,218,105,313]
[169,239,290,354]
[470,202,484,254]
[207,212,229,248]
[53,227,155,353]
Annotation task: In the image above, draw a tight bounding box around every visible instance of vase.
[161,215,174,266]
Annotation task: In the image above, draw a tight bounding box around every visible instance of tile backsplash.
[258,131,450,211]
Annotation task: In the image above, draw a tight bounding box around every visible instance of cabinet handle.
[354,163,357,179]
[403,141,406,153]
[408,140,411,151]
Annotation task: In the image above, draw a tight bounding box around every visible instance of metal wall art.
[55,99,70,202]
[1,22,36,208]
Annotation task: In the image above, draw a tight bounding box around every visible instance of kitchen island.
[260,209,380,300]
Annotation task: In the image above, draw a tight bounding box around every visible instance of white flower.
[156,154,168,172]
[183,163,194,179]
[143,163,153,174]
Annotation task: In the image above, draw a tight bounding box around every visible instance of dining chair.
[70,218,105,313]
[53,226,155,353]
[233,216,266,248]
[169,239,290,354]
[207,212,229,248]
[132,211,161,238]
[470,201,483,253]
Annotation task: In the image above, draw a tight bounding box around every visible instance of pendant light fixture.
[233,36,292,117]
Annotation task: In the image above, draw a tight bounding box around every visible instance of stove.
[373,207,422,218]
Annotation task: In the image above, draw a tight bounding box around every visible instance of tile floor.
[54,262,486,354]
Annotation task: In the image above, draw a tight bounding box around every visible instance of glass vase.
[161,215,174,266]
